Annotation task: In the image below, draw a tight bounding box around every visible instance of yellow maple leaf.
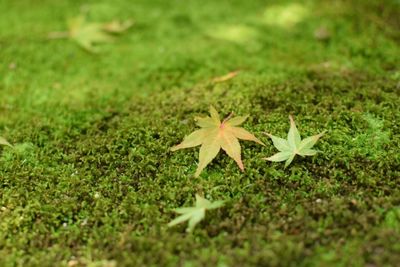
[171,106,264,177]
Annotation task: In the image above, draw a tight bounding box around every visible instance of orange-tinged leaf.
[211,70,240,83]
[220,130,243,171]
[196,134,220,177]
[172,106,263,177]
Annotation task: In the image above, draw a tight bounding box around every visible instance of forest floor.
[0,0,399,266]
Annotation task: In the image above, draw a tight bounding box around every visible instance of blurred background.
[1,0,399,119]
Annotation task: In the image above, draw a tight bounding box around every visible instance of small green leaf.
[264,116,325,167]
[168,194,224,233]
[49,15,133,53]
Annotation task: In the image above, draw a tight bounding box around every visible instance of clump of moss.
[1,0,399,266]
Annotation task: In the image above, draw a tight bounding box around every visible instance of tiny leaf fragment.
[211,70,240,83]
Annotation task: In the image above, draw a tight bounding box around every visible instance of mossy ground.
[1,0,399,266]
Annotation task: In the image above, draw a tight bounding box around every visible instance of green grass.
[1,0,399,266]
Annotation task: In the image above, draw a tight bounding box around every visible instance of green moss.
[1,0,399,266]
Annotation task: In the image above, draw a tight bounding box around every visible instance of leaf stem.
[222,112,234,125]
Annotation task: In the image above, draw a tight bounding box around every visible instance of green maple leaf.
[49,15,133,52]
[67,15,113,52]
[171,106,264,177]
[0,137,12,148]
[263,115,325,167]
[168,194,224,233]
[68,15,133,52]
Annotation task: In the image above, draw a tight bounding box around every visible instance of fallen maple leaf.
[0,137,12,147]
[49,15,133,52]
[168,194,224,233]
[211,70,240,83]
[263,115,325,167]
[171,106,264,177]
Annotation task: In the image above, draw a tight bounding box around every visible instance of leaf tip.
[194,168,202,178]
[258,140,266,146]
[170,145,179,151]
[263,132,274,138]
[238,161,244,171]
[264,156,273,162]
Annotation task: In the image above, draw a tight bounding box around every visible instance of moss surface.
[1,0,399,266]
